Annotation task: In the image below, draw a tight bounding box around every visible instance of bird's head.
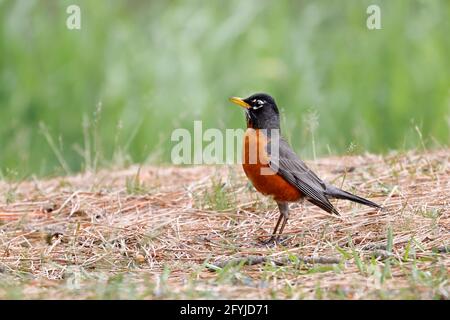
[229,93,280,129]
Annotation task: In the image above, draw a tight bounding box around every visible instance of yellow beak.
[229,97,250,109]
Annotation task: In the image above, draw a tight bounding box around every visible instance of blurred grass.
[0,0,449,177]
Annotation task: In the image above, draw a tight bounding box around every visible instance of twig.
[208,255,342,270]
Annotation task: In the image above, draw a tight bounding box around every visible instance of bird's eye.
[250,99,264,110]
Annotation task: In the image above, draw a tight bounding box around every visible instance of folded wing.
[268,138,340,215]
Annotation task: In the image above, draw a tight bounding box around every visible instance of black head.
[229,93,280,129]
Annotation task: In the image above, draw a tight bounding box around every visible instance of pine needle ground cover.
[0,149,448,299]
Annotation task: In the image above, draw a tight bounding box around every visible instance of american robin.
[229,93,381,243]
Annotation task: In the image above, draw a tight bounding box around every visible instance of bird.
[229,93,381,244]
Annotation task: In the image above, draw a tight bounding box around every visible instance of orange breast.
[242,129,302,202]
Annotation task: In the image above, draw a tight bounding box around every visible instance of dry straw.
[0,149,448,299]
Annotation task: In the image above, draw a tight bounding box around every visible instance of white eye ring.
[251,99,264,110]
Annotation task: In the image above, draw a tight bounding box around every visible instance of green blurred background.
[0,0,449,177]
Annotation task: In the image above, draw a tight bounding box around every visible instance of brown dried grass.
[0,149,448,299]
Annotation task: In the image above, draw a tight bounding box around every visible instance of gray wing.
[268,138,339,215]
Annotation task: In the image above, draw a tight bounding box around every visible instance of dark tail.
[325,185,381,209]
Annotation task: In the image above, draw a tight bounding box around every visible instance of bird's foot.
[258,235,290,247]
[259,237,276,246]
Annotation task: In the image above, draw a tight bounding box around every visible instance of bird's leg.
[261,202,289,245]
[264,213,283,244]
[276,201,290,241]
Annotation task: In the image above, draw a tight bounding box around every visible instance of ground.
[0,149,448,299]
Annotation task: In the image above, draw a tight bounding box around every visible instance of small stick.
[208,255,341,269]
